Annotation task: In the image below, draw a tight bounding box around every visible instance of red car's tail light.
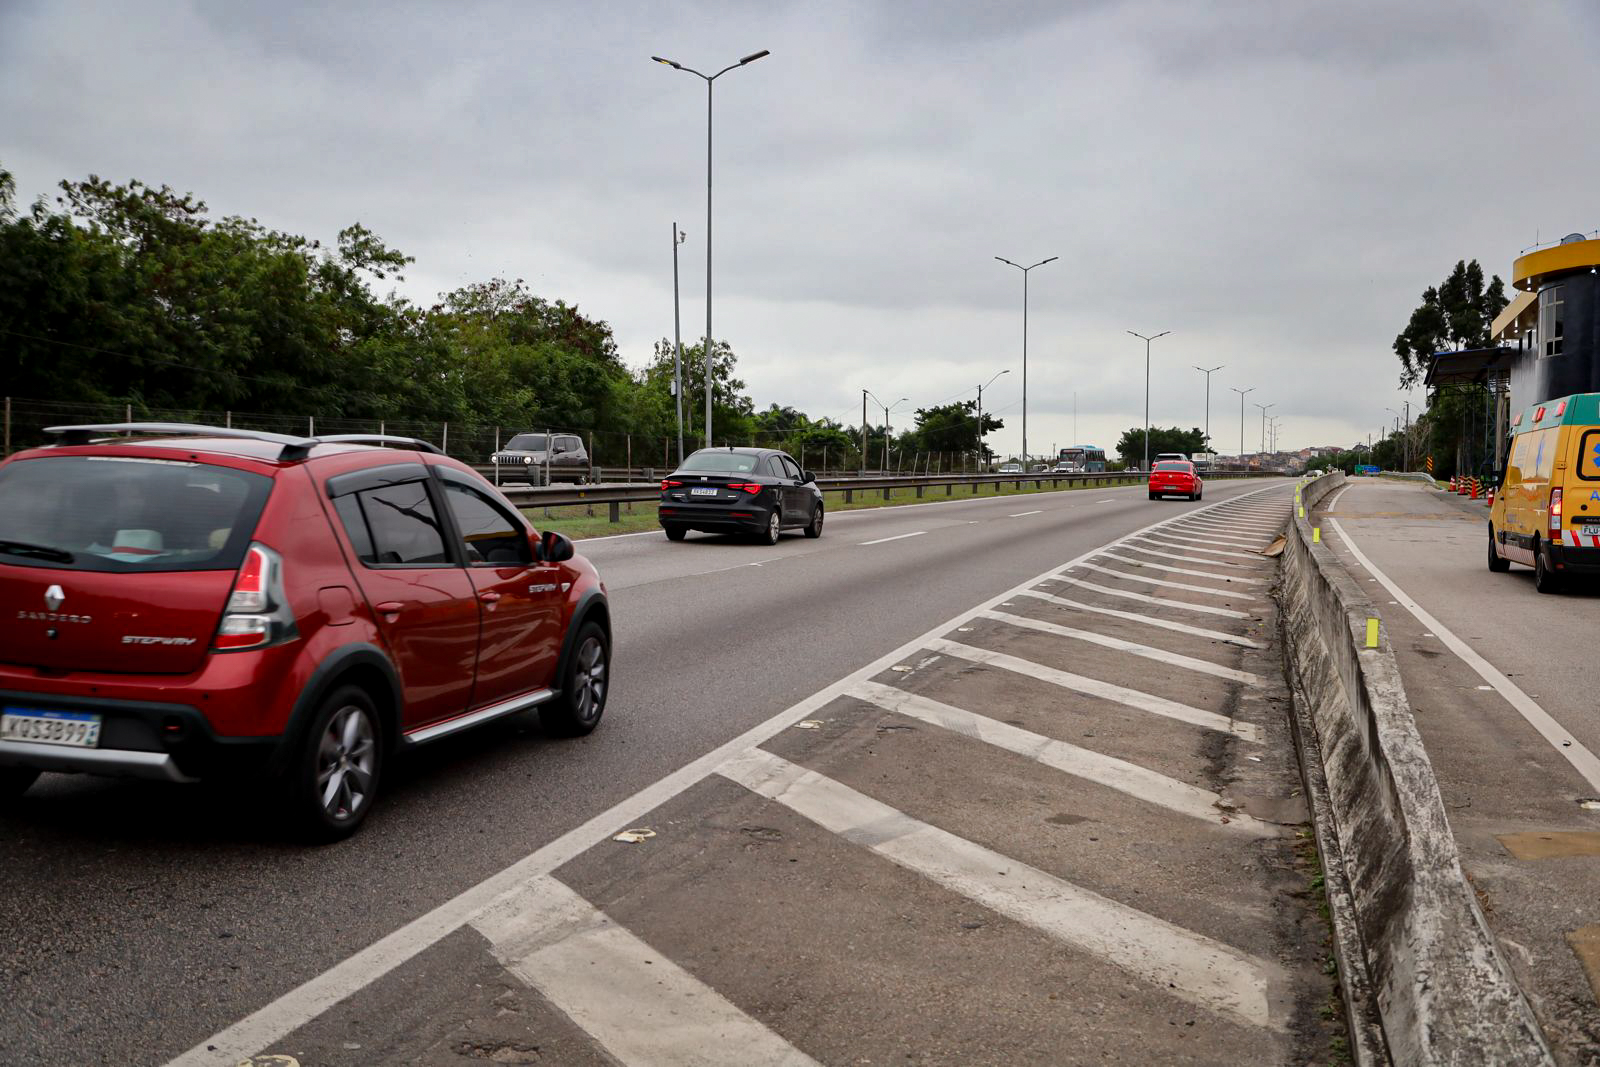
[214,544,299,651]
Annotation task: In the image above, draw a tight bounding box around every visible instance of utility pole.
[860,389,868,476]
[1230,387,1253,468]
[671,223,686,464]
[1255,402,1276,454]
[976,368,1009,472]
[1193,364,1223,453]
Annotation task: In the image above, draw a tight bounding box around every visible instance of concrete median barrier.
[1281,472,1551,1066]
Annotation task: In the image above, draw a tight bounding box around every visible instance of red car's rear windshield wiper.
[0,539,76,564]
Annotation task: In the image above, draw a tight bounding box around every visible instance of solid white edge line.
[165,484,1282,1067]
[1327,516,1600,792]
[859,530,926,545]
[472,876,820,1067]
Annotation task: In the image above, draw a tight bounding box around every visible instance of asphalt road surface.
[1317,479,1600,1061]
[1,477,1334,1065]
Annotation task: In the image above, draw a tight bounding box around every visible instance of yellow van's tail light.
[1549,488,1563,539]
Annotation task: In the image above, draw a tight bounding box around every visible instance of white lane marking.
[926,637,1262,742]
[718,748,1280,1029]
[1014,589,1262,648]
[1099,551,1267,585]
[1098,498,1118,503]
[1043,575,1251,619]
[1133,533,1268,559]
[1165,528,1269,548]
[978,609,1259,684]
[1116,542,1259,570]
[1069,561,1261,601]
[1328,517,1600,792]
[1009,509,1044,517]
[1173,519,1274,538]
[1321,483,1352,511]
[851,681,1275,834]
[472,876,819,1067]
[859,530,926,545]
[166,485,1284,1067]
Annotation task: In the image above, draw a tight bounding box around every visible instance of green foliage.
[896,400,1002,455]
[1393,259,1507,388]
[1115,426,1208,465]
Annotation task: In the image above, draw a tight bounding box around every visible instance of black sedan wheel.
[758,509,781,546]
[804,504,824,539]
[664,524,687,541]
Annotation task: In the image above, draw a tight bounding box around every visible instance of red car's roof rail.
[313,434,444,455]
[43,423,442,462]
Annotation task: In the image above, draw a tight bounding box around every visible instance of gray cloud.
[4,0,1598,457]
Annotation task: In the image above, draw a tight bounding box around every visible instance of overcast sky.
[5,1,1599,457]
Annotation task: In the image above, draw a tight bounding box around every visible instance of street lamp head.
[1041,256,1059,265]
[739,49,771,64]
[995,256,1017,267]
[650,55,682,69]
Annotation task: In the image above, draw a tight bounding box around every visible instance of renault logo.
[44,585,64,612]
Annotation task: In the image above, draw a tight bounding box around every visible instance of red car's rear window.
[1152,462,1193,472]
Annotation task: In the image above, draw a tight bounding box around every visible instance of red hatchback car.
[0,424,610,838]
[1148,460,1203,501]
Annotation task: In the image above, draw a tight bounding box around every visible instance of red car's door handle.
[479,592,502,603]
[375,601,404,613]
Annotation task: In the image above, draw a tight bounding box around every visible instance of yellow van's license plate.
[1581,524,1600,537]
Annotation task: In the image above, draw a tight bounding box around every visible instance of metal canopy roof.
[1424,347,1515,387]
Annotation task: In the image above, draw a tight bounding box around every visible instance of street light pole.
[1193,364,1223,454]
[652,48,770,448]
[1128,330,1172,470]
[995,256,1057,468]
[1254,402,1276,455]
[671,223,686,464]
[976,369,1009,471]
[882,396,908,473]
[1230,387,1254,467]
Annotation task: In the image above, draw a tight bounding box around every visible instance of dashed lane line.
[924,637,1264,742]
[1327,516,1600,793]
[1013,589,1262,648]
[1115,542,1261,570]
[859,530,926,545]
[1042,575,1252,620]
[472,876,820,1067]
[718,747,1281,1030]
[1098,551,1267,585]
[165,485,1285,1067]
[977,609,1260,685]
[1009,509,1044,517]
[850,682,1275,835]
[1069,561,1262,601]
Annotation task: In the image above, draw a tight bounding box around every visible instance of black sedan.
[658,447,824,544]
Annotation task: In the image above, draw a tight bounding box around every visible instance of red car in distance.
[1148,460,1203,501]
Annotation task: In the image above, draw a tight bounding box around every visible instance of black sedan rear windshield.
[1153,462,1193,472]
[0,456,271,572]
[679,451,760,474]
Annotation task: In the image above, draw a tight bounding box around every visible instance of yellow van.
[1488,392,1600,592]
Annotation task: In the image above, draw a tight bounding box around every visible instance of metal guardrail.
[501,469,1272,522]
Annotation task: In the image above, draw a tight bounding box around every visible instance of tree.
[1115,426,1207,466]
[897,401,1003,455]
[1393,259,1507,388]
[635,338,755,448]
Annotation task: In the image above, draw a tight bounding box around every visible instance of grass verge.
[521,476,1144,540]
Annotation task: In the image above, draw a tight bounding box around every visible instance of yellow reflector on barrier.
[1365,618,1379,648]
[1313,527,1321,543]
